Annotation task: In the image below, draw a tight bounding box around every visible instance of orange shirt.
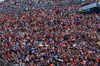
[8,54,11,58]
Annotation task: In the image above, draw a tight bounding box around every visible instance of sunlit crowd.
[0,0,100,66]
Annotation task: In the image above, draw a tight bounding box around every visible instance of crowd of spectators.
[0,0,100,66]
[0,0,70,10]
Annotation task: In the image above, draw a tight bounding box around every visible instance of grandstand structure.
[0,0,99,13]
[79,0,100,14]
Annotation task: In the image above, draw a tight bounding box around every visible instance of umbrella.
[97,41,100,46]
[49,64,53,66]
[72,39,75,41]
[57,59,64,62]
[73,44,76,47]
[39,44,43,47]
